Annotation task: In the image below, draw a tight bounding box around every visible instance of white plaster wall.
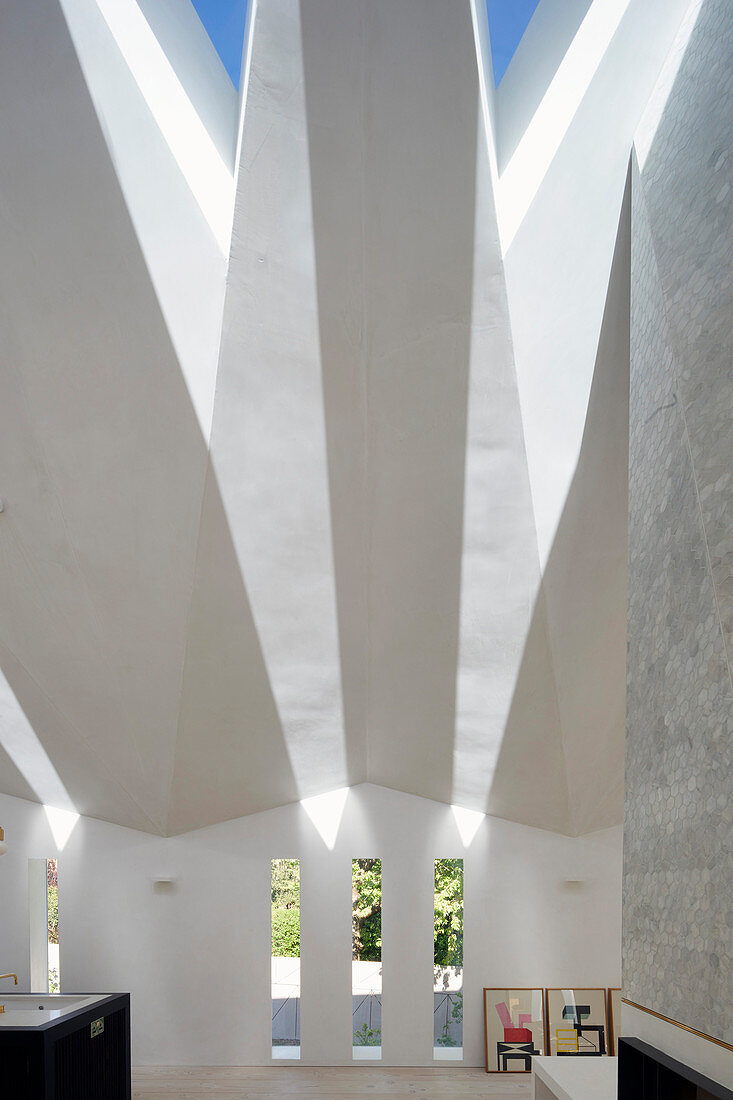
[0,786,622,1066]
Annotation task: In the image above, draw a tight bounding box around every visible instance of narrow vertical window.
[433,858,463,1060]
[271,859,300,1059]
[352,858,382,1059]
[47,859,59,993]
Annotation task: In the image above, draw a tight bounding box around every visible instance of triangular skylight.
[190,0,539,91]
[488,0,542,85]
[190,0,248,88]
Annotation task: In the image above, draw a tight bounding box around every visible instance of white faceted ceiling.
[0,0,693,835]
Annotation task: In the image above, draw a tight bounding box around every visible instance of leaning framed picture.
[607,989,622,1054]
[483,988,546,1073]
[545,988,609,1056]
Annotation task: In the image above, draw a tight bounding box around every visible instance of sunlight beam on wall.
[300,787,349,849]
[0,669,76,814]
[94,0,235,253]
[43,806,81,850]
[497,0,633,253]
[451,804,485,847]
[0,668,81,849]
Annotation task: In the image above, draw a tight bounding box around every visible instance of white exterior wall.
[0,785,621,1066]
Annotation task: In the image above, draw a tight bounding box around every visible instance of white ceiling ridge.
[367,781,620,841]
[159,780,616,842]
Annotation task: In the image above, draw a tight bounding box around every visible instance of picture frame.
[483,988,546,1073]
[607,988,622,1055]
[545,988,609,1056]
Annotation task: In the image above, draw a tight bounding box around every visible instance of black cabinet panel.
[55,1008,127,1100]
[618,1038,732,1100]
[0,994,130,1100]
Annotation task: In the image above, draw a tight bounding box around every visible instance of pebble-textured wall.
[625,0,733,1045]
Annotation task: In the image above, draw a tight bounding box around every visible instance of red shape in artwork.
[504,1028,533,1043]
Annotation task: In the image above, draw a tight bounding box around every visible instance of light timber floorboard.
[132,1066,533,1098]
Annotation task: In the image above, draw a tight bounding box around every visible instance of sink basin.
[0,994,109,1027]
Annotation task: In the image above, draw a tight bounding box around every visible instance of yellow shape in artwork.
[556,1028,579,1053]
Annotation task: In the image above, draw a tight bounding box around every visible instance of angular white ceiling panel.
[0,0,214,833]
[58,0,234,439]
[169,0,352,833]
[539,175,631,835]
[500,0,691,569]
[0,0,695,836]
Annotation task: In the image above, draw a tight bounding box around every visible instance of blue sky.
[488,0,542,84]
[190,0,541,89]
[190,0,248,87]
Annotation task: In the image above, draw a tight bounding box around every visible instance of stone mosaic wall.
[624,0,733,1045]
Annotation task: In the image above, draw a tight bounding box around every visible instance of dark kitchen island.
[0,992,130,1100]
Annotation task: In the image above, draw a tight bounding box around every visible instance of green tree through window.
[352,858,382,961]
[271,858,300,958]
[434,858,463,967]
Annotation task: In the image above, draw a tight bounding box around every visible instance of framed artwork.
[483,988,546,1073]
[607,989,622,1055]
[545,988,608,1056]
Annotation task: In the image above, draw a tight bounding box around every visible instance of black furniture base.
[0,993,130,1100]
[497,1040,535,1070]
[619,1037,733,1100]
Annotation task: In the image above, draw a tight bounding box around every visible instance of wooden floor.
[132,1066,533,1099]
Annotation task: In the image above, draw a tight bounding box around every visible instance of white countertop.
[533,1056,618,1100]
[0,994,109,1027]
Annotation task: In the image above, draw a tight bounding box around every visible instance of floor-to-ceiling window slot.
[46,858,59,992]
[352,858,382,1060]
[433,858,463,1060]
[271,858,301,1060]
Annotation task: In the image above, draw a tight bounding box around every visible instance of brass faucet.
[0,974,18,985]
